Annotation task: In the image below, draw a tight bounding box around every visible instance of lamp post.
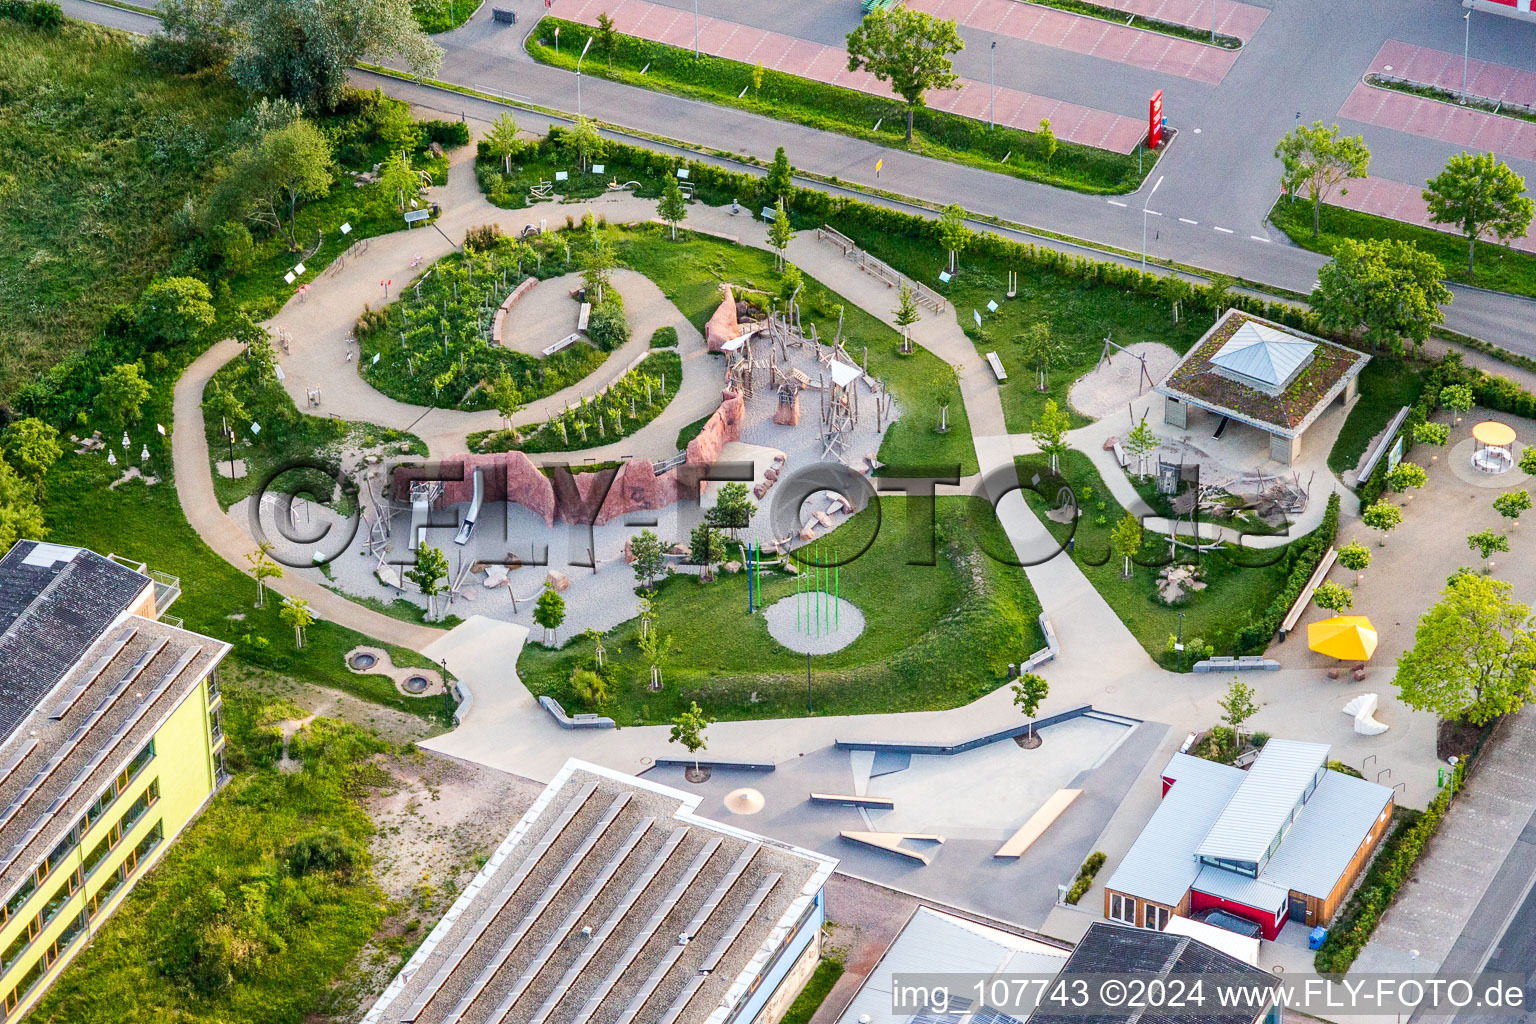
[806,652,813,713]
[693,0,699,57]
[1141,174,1164,272]
[989,41,997,129]
[577,36,593,118]
[1176,610,1185,670]
[1461,11,1471,104]
[1210,0,1215,44]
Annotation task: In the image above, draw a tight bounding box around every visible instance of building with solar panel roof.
[364,759,837,1024]
[0,541,230,1021]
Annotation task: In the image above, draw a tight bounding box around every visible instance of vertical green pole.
[835,559,840,630]
[796,556,801,631]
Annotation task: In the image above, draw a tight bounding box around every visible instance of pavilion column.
[1270,432,1301,465]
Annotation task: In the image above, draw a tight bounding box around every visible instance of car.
[1194,909,1264,939]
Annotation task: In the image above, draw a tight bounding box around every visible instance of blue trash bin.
[1308,926,1328,950]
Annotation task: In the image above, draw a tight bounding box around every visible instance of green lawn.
[1018,450,1293,670]
[527,18,1154,195]
[27,693,393,1024]
[413,0,478,33]
[1327,354,1428,475]
[618,225,980,475]
[831,219,1214,432]
[518,496,1043,724]
[1269,198,1536,300]
[781,958,846,1024]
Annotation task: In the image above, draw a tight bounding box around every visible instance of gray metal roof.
[1259,771,1392,899]
[1196,740,1329,865]
[1103,754,1243,907]
[1210,320,1316,390]
[1191,866,1288,914]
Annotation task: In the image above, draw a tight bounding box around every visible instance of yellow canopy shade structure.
[1308,616,1379,662]
[1472,420,1517,447]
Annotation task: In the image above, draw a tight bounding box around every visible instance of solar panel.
[49,627,137,720]
[910,996,974,1024]
[656,873,782,1024]
[972,1008,1026,1024]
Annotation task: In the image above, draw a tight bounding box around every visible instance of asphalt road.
[1444,803,1536,1024]
[57,0,1536,353]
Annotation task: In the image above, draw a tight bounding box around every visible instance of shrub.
[1064,850,1106,904]
[649,325,679,348]
[586,301,629,351]
[0,0,63,28]
[571,667,610,707]
[419,119,471,148]
[464,223,504,251]
[283,828,360,877]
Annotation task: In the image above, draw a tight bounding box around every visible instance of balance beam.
[994,789,1081,859]
[810,793,894,809]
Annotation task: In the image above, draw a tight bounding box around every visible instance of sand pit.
[497,271,592,356]
[1068,342,1179,419]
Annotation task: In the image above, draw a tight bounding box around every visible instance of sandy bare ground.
[1066,341,1179,420]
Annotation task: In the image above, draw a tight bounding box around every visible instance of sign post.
[1148,90,1164,150]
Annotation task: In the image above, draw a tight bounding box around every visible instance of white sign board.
[591,164,605,174]
[372,352,381,365]
[340,222,352,235]
[938,271,951,283]
[555,171,568,181]
[284,272,296,284]
[294,263,306,275]
[156,423,166,436]
[986,300,998,313]
[973,310,982,328]
[676,168,690,179]
[250,422,261,435]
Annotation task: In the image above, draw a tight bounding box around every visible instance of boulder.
[546,570,571,592]
[753,483,768,500]
[595,457,672,526]
[799,524,817,541]
[722,560,742,574]
[704,285,741,353]
[1102,436,1121,451]
[764,467,779,482]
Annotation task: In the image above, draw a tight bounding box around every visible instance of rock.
[594,457,672,526]
[753,483,768,499]
[545,570,571,592]
[722,561,742,574]
[671,543,688,555]
[799,524,817,541]
[813,510,834,527]
[1102,436,1121,451]
[828,493,853,513]
[429,141,445,158]
[764,468,779,482]
[704,285,741,352]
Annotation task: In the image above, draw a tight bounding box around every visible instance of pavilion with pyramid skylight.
[1156,310,1370,465]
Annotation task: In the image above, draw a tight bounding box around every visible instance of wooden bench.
[542,333,581,356]
[986,351,1007,381]
[1112,441,1128,469]
[576,302,591,333]
[810,793,894,809]
[994,789,1080,859]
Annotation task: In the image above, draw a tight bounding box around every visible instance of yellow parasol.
[1472,421,1516,448]
[1307,616,1379,662]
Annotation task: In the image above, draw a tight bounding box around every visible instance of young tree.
[658,174,688,241]
[484,112,520,174]
[533,583,566,644]
[1037,118,1057,167]
[1157,273,1192,324]
[1218,677,1260,747]
[1494,489,1531,527]
[930,363,958,432]
[205,381,248,439]
[1031,398,1071,474]
[1020,321,1057,392]
[1423,151,1535,274]
[1110,512,1142,579]
[893,283,921,354]
[1412,420,1450,448]
[1395,573,1536,725]
[0,461,45,554]
[1361,499,1403,545]
[216,118,334,251]
[1337,540,1372,583]
[581,625,607,668]
[1313,580,1354,615]
[377,150,423,212]
[1311,239,1451,354]
[1012,672,1049,743]
[669,700,712,772]
[845,6,963,143]
[629,528,668,590]
[637,618,673,689]
[706,483,757,540]
[593,11,617,68]
[279,596,313,649]
[406,542,449,619]
[767,200,795,271]
[759,146,793,210]
[1440,383,1475,425]
[1274,121,1371,238]
[690,523,726,579]
[488,369,524,438]
[579,235,617,304]
[1124,417,1159,479]
[0,418,61,485]
[937,203,970,273]
[1386,461,1428,492]
[136,276,216,347]
[1467,528,1510,565]
[98,363,153,428]
[566,115,604,172]
[1521,446,1536,477]
[244,541,285,608]
[751,61,764,101]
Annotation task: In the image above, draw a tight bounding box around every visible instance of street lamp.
[1210,0,1215,44]
[694,0,699,57]
[989,41,997,129]
[1141,174,1164,272]
[1461,11,1471,104]
[577,36,593,118]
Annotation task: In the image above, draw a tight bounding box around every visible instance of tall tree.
[566,116,604,172]
[1313,580,1354,614]
[579,235,617,304]
[0,418,61,485]
[1385,461,1428,492]
[1218,677,1260,746]
[668,701,712,772]
[1337,540,1371,582]
[937,203,970,273]
[533,583,566,644]
[1440,383,1475,424]
[1310,238,1451,354]
[484,112,521,174]
[658,174,688,241]
[630,529,668,589]
[759,146,793,210]
[1395,573,1536,725]
[1423,151,1535,274]
[1493,489,1531,527]
[488,369,524,438]
[279,596,314,649]
[0,461,45,555]
[215,118,334,251]
[136,277,216,347]
[1031,398,1071,474]
[893,283,921,354]
[1361,498,1403,545]
[98,363,153,428]
[406,543,449,619]
[845,6,963,144]
[377,150,423,213]
[706,483,756,540]
[689,523,726,579]
[1274,121,1371,238]
[1467,529,1510,565]
[593,12,617,68]
[767,200,795,271]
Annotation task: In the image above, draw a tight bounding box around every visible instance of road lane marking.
[1107,200,1128,207]
[1250,235,1270,242]
[1179,217,1199,225]
[1214,226,1234,233]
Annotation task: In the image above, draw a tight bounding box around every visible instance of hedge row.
[1064,850,1107,905]
[0,0,62,28]
[1233,492,1340,653]
[1313,760,1465,973]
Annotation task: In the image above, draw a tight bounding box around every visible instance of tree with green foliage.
[1412,420,1450,448]
[244,541,285,609]
[1020,320,1057,393]
[1361,499,1403,545]
[760,146,793,210]
[1038,118,1057,167]
[1395,573,1536,725]
[706,483,757,540]
[845,5,963,144]
[1467,528,1510,564]
[1423,151,1535,274]
[566,115,604,172]
[1440,383,1475,424]
[279,595,313,649]
[1031,399,1071,474]
[637,617,673,689]
[161,0,441,110]
[1386,461,1428,492]
[930,362,958,432]
[594,12,617,68]
[1313,580,1354,614]
[406,542,449,619]
[937,203,970,273]
[1521,446,1536,477]
[1,418,61,485]
[136,276,216,347]
[1494,489,1531,527]
[689,523,726,579]
[1218,677,1260,747]
[1110,512,1142,579]
[488,368,524,439]
[669,700,712,771]
[893,283,921,354]
[1274,121,1371,238]
[0,461,45,555]
[98,362,153,428]
[215,117,334,251]
[1337,540,1372,580]
[1125,417,1159,479]
[1012,672,1049,742]
[579,235,617,303]
[533,583,566,645]
[767,200,795,271]
[658,174,688,241]
[1311,239,1451,354]
[571,666,610,707]
[205,381,248,439]
[484,112,520,174]
[752,61,764,101]
[377,150,422,213]
[629,528,668,590]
